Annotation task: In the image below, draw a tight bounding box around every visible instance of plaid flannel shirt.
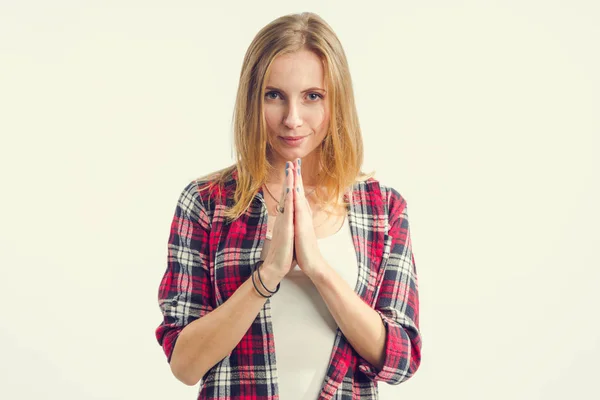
[156,168,421,399]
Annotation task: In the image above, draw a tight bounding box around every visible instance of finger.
[295,158,303,195]
[279,161,293,205]
[284,161,294,221]
[293,158,308,213]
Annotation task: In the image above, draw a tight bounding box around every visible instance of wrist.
[306,257,330,283]
[259,262,285,289]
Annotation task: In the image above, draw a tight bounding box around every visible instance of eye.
[265,91,280,100]
[308,92,324,101]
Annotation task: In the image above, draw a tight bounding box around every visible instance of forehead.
[266,50,325,89]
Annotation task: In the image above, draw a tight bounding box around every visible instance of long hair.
[198,12,375,223]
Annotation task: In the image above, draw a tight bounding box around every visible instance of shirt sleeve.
[155,180,215,364]
[356,192,422,384]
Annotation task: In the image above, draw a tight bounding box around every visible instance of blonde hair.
[198,12,375,223]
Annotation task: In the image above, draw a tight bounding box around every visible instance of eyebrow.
[265,86,327,93]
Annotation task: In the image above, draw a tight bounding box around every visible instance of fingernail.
[287,187,290,193]
[296,187,299,192]
[297,168,300,176]
[298,159,302,166]
[285,169,288,176]
[286,161,290,168]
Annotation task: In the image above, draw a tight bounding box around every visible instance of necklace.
[263,183,317,216]
[263,182,347,234]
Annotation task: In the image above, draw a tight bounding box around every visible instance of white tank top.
[260,214,358,399]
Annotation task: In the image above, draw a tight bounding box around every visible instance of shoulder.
[175,165,236,228]
[173,179,212,229]
[360,177,408,219]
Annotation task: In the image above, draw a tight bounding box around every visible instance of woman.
[155,12,421,400]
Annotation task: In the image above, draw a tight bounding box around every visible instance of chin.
[280,147,311,158]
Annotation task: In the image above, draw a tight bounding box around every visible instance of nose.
[282,101,303,129]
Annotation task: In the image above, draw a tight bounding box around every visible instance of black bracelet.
[251,261,272,298]
[255,260,280,294]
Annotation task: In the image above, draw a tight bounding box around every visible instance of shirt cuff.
[356,310,412,384]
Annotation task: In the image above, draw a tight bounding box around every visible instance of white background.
[1,1,598,399]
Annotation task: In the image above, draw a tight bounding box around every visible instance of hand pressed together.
[291,158,326,279]
[262,158,326,281]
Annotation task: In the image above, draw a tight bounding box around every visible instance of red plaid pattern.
[156,168,421,399]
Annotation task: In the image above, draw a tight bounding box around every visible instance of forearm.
[170,263,282,386]
[309,261,386,370]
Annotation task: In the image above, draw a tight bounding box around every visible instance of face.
[263,49,330,166]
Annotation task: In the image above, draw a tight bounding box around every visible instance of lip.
[279,135,308,147]
[280,135,306,139]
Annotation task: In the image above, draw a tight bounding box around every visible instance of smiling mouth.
[278,135,308,146]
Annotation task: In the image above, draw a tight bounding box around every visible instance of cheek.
[308,106,329,131]
[263,106,281,132]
